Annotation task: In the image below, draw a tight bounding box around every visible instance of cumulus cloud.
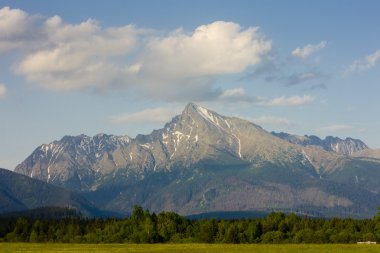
[133,21,271,100]
[261,95,314,106]
[111,107,181,124]
[5,7,271,101]
[139,22,271,78]
[16,16,141,91]
[0,6,41,52]
[0,84,7,98]
[317,124,354,133]
[291,41,326,59]
[343,50,380,75]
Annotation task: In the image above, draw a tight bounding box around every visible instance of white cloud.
[262,95,314,106]
[249,116,293,127]
[0,6,40,52]
[16,17,140,91]
[140,21,271,78]
[317,124,354,133]
[134,21,272,100]
[291,41,326,59]
[111,107,181,124]
[1,7,316,108]
[343,50,380,75]
[0,84,7,98]
[0,6,28,51]
[7,9,271,101]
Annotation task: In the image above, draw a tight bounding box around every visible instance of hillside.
[0,168,103,217]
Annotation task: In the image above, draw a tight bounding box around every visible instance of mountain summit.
[14,103,380,218]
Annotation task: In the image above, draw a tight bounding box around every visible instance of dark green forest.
[1,206,380,244]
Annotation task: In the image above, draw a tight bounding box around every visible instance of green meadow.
[1,243,380,253]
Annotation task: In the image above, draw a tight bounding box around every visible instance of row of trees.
[1,206,380,243]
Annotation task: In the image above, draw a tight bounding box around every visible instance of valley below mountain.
[11,103,380,218]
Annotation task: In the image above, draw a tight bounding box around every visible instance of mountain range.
[271,132,368,155]
[9,103,380,218]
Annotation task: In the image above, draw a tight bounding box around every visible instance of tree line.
[1,206,380,243]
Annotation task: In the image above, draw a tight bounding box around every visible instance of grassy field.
[1,243,380,253]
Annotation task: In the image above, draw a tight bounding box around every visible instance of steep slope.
[15,134,132,191]
[0,168,102,216]
[272,132,368,155]
[14,103,380,218]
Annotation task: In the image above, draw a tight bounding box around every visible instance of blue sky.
[1,0,380,169]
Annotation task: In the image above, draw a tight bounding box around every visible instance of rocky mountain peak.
[182,103,216,121]
[180,103,233,132]
[182,102,199,114]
